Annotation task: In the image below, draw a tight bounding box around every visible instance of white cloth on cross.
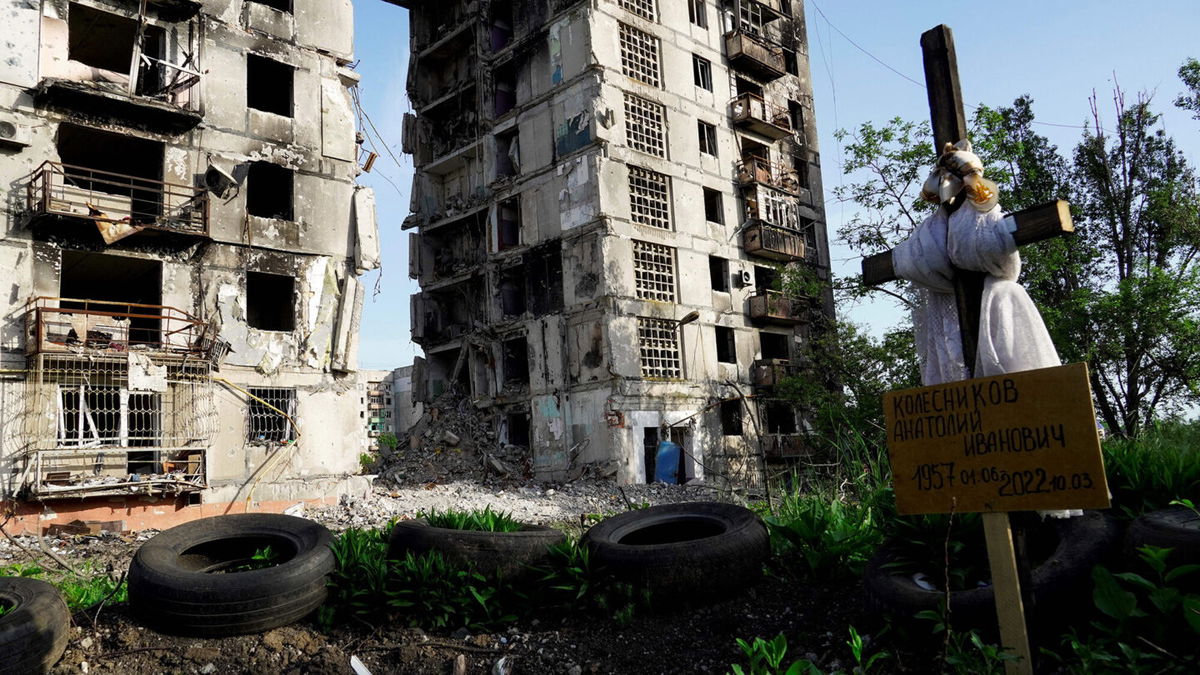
[894,203,1079,518]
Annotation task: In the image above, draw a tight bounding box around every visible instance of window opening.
[789,100,805,135]
[59,250,162,346]
[249,0,292,12]
[756,189,799,230]
[632,240,676,303]
[619,23,661,87]
[720,399,743,435]
[765,402,798,434]
[246,54,294,118]
[628,165,671,230]
[495,129,520,178]
[247,387,296,442]
[526,242,564,316]
[688,0,707,28]
[715,326,736,363]
[735,77,763,97]
[56,123,165,225]
[246,161,294,220]
[502,336,530,385]
[68,4,138,74]
[618,0,656,22]
[506,412,531,447]
[489,0,514,51]
[738,1,768,36]
[637,317,682,379]
[754,265,779,289]
[703,187,723,223]
[497,197,521,249]
[624,93,665,157]
[494,62,517,117]
[697,120,718,157]
[692,54,712,91]
[709,256,729,292]
[783,48,799,76]
[499,266,527,316]
[760,331,789,359]
[57,386,163,448]
[643,426,659,483]
[246,271,295,331]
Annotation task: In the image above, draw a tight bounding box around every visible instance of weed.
[0,601,10,618]
[1,560,126,612]
[846,626,891,674]
[422,506,524,533]
[227,545,280,573]
[320,525,392,628]
[385,551,517,630]
[728,634,819,675]
[358,453,376,473]
[1102,420,1200,516]
[765,488,884,581]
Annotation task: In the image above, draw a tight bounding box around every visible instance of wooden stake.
[983,512,1033,673]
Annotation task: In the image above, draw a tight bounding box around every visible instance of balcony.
[743,221,805,261]
[748,289,808,325]
[762,434,814,459]
[736,155,803,195]
[729,93,792,140]
[24,162,208,244]
[724,32,786,81]
[23,297,226,365]
[27,447,207,500]
[751,358,804,389]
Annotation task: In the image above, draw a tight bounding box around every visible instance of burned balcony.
[724,31,785,81]
[742,221,804,261]
[36,4,202,132]
[736,155,803,194]
[25,162,208,244]
[751,358,804,390]
[762,434,815,459]
[24,297,225,365]
[748,290,808,325]
[729,93,792,140]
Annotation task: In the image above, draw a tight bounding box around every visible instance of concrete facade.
[360,365,423,451]
[0,0,376,531]
[397,0,833,487]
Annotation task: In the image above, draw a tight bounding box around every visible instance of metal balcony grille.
[637,317,681,379]
[618,0,657,21]
[633,240,676,302]
[619,22,661,88]
[624,93,666,157]
[629,165,671,230]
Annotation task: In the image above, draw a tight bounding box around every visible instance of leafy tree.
[1176,57,1200,120]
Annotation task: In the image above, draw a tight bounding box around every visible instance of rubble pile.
[374,392,528,486]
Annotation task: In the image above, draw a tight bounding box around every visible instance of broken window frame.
[720,399,743,436]
[246,54,294,118]
[245,271,296,332]
[623,93,666,158]
[715,325,736,364]
[247,387,297,443]
[628,165,671,231]
[618,0,657,22]
[709,256,730,292]
[619,22,661,88]
[637,317,683,379]
[703,187,723,223]
[688,0,708,28]
[632,240,677,303]
[246,161,294,221]
[738,1,768,36]
[56,385,163,448]
[693,54,713,91]
[697,120,718,157]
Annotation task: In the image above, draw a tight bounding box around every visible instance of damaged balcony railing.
[25,161,208,238]
[729,93,792,140]
[26,447,208,499]
[735,155,803,194]
[24,297,225,364]
[762,434,814,459]
[748,289,809,324]
[724,31,786,81]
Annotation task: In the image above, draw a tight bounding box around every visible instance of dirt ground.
[2,480,913,675]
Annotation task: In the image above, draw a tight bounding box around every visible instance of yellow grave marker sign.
[884,363,1110,515]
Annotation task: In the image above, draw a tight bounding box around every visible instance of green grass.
[0,560,126,612]
[421,506,525,532]
[1103,419,1200,517]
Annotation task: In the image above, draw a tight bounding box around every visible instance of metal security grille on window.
[248,388,296,443]
[628,166,670,230]
[638,317,682,379]
[57,386,163,447]
[619,23,660,88]
[624,93,665,157]
[633,240,676,302]
[618,0,656,22]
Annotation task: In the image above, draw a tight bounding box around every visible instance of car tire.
[581,502,770,604]
[387,519,565,580]
[128,513,334,637]
[863,510,1120,631]
[1125,506,1200,572]
[0,577,70,675]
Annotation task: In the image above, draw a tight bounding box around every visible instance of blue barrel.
[654,441,681,484]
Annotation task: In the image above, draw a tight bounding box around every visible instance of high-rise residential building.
[0,0,377,532]
[394,0,833,485]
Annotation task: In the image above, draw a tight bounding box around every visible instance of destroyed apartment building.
[0,0,379,532]
[396,0,834,485]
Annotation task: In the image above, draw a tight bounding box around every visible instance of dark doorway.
[57,123,164,224]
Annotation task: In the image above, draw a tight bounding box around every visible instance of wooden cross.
[862,26,1077,675]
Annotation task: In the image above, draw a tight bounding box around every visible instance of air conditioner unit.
[0,114,32,149]
[739,269,754,287]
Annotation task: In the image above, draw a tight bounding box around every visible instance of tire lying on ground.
[128,513,334,637]
[387,519,566,580]
[580,502,770,604]
[0,577,70,675]
[863,510,1120,631]
[1125,505,1200,571]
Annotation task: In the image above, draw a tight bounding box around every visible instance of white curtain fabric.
[893,203,1077,518]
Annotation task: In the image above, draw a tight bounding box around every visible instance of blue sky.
[351,0,1200,369]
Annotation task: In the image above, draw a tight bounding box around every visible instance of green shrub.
[1103,420,1200,516]
[422,506,525,532]
[0,560,126,612]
